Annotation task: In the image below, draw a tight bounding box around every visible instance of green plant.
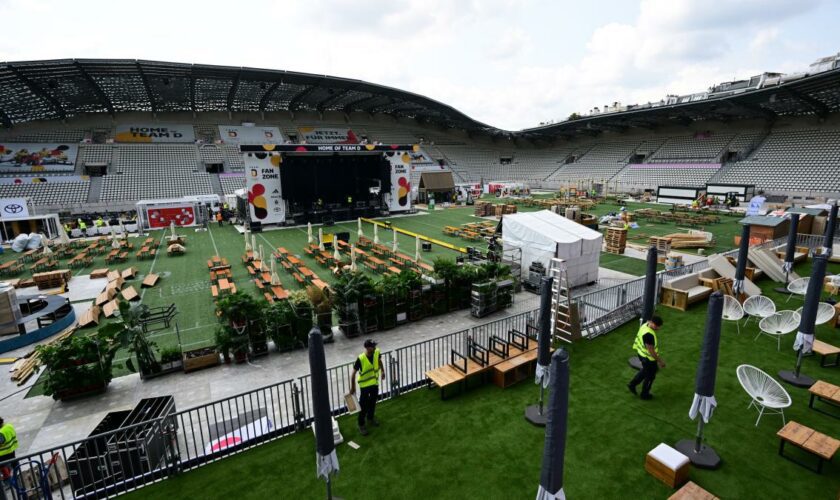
[216,291,264,329]
[307,286,333,331]
[36,330,121,399]
[159,346,182,364]
[263,300,297,351]
[99,301,161,376]
[214,325,233,359]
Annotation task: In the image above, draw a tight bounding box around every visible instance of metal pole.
[326,476,333,500]
[793,348,804,378]
[694,419,704,453]
[538,376,545,415]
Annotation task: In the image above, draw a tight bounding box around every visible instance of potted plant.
[183,342,221,373]
[216,291,264,364]
[158,347,184,372]
[264,300,297,352]
[213,325,233,364]
[36,330,120,400]
[289,290,313,346]
[93,301,163,380]
[307,286,334,343]
[331,271,372,338]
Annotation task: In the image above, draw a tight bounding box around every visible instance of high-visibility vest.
[0,423,18,457]
[633,324,658,361]
[79,221,87,230]
[357,349,381,388]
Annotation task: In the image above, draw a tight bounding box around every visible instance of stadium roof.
[0,59,839,139]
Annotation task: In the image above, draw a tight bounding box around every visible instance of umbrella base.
[674,439,721,469]
[773,287,793,295]
[524,404,548,427]
[778,370,815,388]
[628,356,642,371]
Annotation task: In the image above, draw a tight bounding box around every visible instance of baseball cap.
[364,339,377,348]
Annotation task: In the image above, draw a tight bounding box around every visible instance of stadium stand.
[198,144,225,165]
[0,129,87,142]
[80,144,114,166]
[648,133,735,162]
[0,179,90,205]
[219,175,245,196]
[612,163,723,189]
[221,144,245,171]
[100,173,213,201]
[546,140,640,183]
[717,128,840,192]
[113,144,199,174]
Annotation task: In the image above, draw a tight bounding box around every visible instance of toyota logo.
[3,203,23,214]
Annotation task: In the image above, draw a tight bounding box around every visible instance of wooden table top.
[219,278,231,290]
[288,256,301,265]
[300,267,314,277]
[810,380,840,402]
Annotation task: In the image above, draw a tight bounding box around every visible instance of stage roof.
[1,59,839,139]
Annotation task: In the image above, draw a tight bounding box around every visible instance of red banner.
[146,206,195,228]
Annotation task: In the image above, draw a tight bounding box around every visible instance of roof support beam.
[226,69,241,112]
[135,62,156,114]
[258,81,281,112]
[316,87,351,111]
[7,65,66,120]
[288,85,317,112]
[73,61,114,116]
[725,99,776,120]
[343,95,380,115]
[189,70,196,113]
[785,87,829,118]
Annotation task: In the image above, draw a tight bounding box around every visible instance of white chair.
[756,310,800,350]
[795,302,837,326]
[825,275,840,299]
[722,294,745,335]
[785,277,809,303]
[736,364,792,426]
[742,295,776,327]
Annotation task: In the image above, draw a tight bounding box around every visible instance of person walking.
[628,316,665,400]
[350,339,385,436]
[0,416,19,481]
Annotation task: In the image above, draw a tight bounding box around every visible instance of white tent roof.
[529,210,603,254]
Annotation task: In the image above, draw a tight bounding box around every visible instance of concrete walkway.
[1,267,628,456]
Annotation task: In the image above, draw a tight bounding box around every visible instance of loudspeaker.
[249,221,262,233]
[422,242,432,252]
[336,232,350,243]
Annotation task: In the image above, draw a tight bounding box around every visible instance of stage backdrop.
[244,152,285,225]
[146,205,196,228]
[218,125,284,145]
[115,124,195,143]
[0,143,78,173]
[297,127,360,144]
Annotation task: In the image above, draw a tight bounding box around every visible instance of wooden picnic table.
[272,286,289,300]
[219,278,232,291]
[387,266,402,275]
[288,256,302,266]
[261,272,272,283]
[311,279,328,291]
[299,267,314,278]
[368,256,386,269]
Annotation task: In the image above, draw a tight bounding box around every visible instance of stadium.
[0,46,839,500]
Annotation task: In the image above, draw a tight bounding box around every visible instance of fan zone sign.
[244,153,285,224]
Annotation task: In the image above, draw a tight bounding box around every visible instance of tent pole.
[538,376,545,415]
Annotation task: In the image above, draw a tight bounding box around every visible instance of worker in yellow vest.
[78,219,87,231]
[627,316,665,400]
[95,217,104,227]
[0,416,19,480]
[349,339,385,436]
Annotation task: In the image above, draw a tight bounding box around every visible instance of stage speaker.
[250,221,262,233]
[422,242,432,252]
[336,232,350,243]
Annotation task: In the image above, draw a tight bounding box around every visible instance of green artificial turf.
[122,260,840,500]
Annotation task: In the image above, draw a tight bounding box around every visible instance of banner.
[0,143,78,173]
[218,125,284,145]
[146,205,196,228]
[296,127,360,144]
[0,175,90,185]
[115,124,195,143]
[384,151,412,212]
[244,152,285,224]
[0,198,30,219]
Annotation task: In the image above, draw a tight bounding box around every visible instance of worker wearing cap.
[350,339,385,436]
[0,416,18,480]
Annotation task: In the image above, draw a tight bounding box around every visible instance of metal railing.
[0,308,539,500]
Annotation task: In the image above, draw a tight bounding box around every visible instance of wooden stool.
[646,443,690,488]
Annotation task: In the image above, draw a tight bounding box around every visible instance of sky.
[0,0,838,130]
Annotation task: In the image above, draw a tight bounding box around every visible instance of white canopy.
[502,210,601,287]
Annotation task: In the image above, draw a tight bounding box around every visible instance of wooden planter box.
[56,382,107,401]
[183,347,220,373]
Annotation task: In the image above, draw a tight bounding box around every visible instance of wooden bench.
[777,421,840,473]
[121,267,137,280]
[211,285,219,298]
[425,349,492,400]
[78,305,101,328]
[121,286,139,302]
[103,300,120,318]
[263,292,275,303]
[809,380,840,418]
[90,268,109,279]
[668,482,718,500]
[293,273,305,286]
[141,273,159,288]
[813,340,840,367]
[254,279,265,290]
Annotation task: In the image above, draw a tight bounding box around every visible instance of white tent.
[502,210,602,287]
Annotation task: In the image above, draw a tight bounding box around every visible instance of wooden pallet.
[10,327,76,385]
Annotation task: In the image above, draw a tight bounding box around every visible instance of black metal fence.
[0,308,539,500]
